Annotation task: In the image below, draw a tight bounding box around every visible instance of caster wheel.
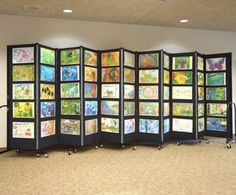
[121,145,125,148]
[100,144,103,148]
[226,144,231,149]
[16,149,21,153]
[44,154,49,158]
[177,142,181,146]
[158,146,162,150]
[95,145,99,149]
[133,146,137,150]
[74,148,78,153]
[198,140,202,143]
[36,153,41,157]
[68,151,72,155]
[206,140,210,144]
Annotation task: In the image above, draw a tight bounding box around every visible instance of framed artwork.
[13,102,34,118]
[164,103,169,116]
[206,87,226,100]
[172,118,193,133]
[124,51,135,67]
[172,86,192,99]
[61,49,80,65]
[84,83,97,98]
[198,57,204,71]
[85,119,98,135]
[172,56,192,70]
[139,86,158,99]
[85,66,97,82]
[13,83,34,100]
[164,70,170,84]
[139,102,159,116]
[40,84,55,99]
[207,117,227,132]
[198,87,204,100]
[164,86,169,100]
[124,119,135,134]
[139,53,158,68]
[207,103,227,117]
[124,85,135,99]
[198,72,204,85]
[12,65,34,81]
[101,51,120,67]
[139,119,159,134]
[12,122,34,139]
[198,103,204,117]
[139,69,158,83]
[61,66,79,81]
[206,58,226,71]
[172,103,193,117]
[124,101,135,116]
[164,54,169,69]
[124,68,135,83]
[84,50,97,66]
[85,101,98,116]
[102,67,120,82]
[61,83,80,98]
[198,118,205,132]
[41,102,56,118]
[12,47,34,64]
[41,120,55,137]
[41,65,55,82]
[61,100,80,115]
[164,119,170,134]
[40,47,55,65]
[102,84,119,99]
[206,72,226,86]
[172,71,192,85]
[61,119,80,135]
[101,101,119,116]
[101,118,119,133]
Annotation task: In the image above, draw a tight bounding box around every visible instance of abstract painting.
[84,83,97,98]
[164,70,170,84]
[101,101,119,116]
[13,83,34,100]
[124,119,135,134]
[173,103,193,116]
[13,102,34,118]
[172,71,192,85]
[40,47,55,65]
[139,119,159,134]
[139,86,158,99]
[85,101,98,116]
[206,72,226,86]
[124,85,135,99]
[40,84,55,99]
[206,87,226,101]
[198,72,204,85]
[61,49,80,65]
[13,65,34,81]
[101,118,119,133]
[84,50,97,66]
[207,117,227,132]
[139,102,159,116]
[124,68,135,83]
[61,119,80,135]
[124,51,135,67]
[102,84,119,99]
[172,118,193,133]
[172,86,192,99]
[41,65,55,82]
[41,120,55,137]
[61,83,80,98]
[12,47,34,64]
[85,67,97,82]
[61,100,80,115]
[139,53,158,68]
[198,57,204,71]
[61,66,79,81]
[85,119,98,135]
[41,101,55,118]
[198,103,204,117]
[139,69,158,83]
[124,101,135,116]
[101,51,120,67]
[207,103,227,117]
[198,87,204,100]
[172,56,192,70]
[206,58,226,71]
[12,122,34,139]
[102,67,120,82]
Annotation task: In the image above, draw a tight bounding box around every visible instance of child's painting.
[41,65,55,82]
[139,86,158,99]
[85,119,98,135]
[41,102,55,118]
[12,47,34,64]
[101,118,119,133]
[61,49,80,65]
[198,103,204,117]
[198,72,204,85]
[61,83,80,98]
[164,54,169,69]
[139,119,159,134]
[139,102,159,116]
[198,87,204,100]
[206,87,226,101]
[13,65,34,81]
[85,101,98,116]
[40,47,55,65]
[84,83,97,98]
[207,103,227,117]
[172,71,192,85]
[173,103,193,117]
[124,119,135,134]
[164,103,169,116]
[61,66,79,81]
[172,86,192,99]
[198,57,204,71]
[164,86,169,100]
[40,84,55,100]
[172,118,193,133]
[139,53,158,68]
[41,120,55,137]
[13,83,34,100]
[124,68,135,83]
[102,84,119,99]
[164,70,170,84]
[173,56,192,70]
[206,72,226,86]
[102,67,120,82]
[61,119,80,135]
[124,85,135,99]
[13,102,34,118]
[101,51,120,67]
[84,50,97,66]
[124,101,135,116]
[124,51,135,67]
[12,122,34,139]
[139,69,158,83]
[61,100,80,115]
[207,117,227,132]
[206,58,226,71]
[164,119,170,134]
[101,101,119,116]
[85,67,97,82]
[198,118,205,132]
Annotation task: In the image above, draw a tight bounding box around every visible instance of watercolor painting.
[124,51,135,67]
[139,102,159,116]
[61,83,80,98]
[139,85,158,99]
[207,103,227,117]
[61,49,80,65]
[198,118,205,132]
[139,119,159,134]
[85,66,97,82]
[41,120,55,137]
[198,87,204,100]
[13,65,34,81]
[172,103,193,117]
[124,101,135,116]
[198,103,204,117]
[13,83,34,100]
[85,101,98,116]
[139,69,158,83]
[101,118,119,133]
[172,56,192,70]
[61,100,80,115]
[41,65,55,82]
[164,54,169,69]
[85,119,98,135]
[41,102,55,118]
[124,68,135,83]
[40,47,55,65]
[139,53,158,68]
[198,57,204,71]
[172,86,192,99]
[172,71,192,85]
[164,103,169,116]
[101,101,119,116]
[124,119,135,134]
[101,51,120,67]
[12,122,34,139]
[172,118,193,133]
[164,119,170,134]
[206,87,226,101]
[164,86,169,100]
[61,119,80,135]
[198,72,204,85]
[40,84,55,100]
[207,117,227,132]
[206,58,226,71]
[102,84,119,99]
[13,102,34,118]
[84,83,97,98]
[124,85,135,99]
[102,67,120,82]
[206,72,226,86]
[12,47,34,64]
[84,50,97,66]
[164,70,170,84]
[61,66,79,81]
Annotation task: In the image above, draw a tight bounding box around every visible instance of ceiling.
[0,0,236,32]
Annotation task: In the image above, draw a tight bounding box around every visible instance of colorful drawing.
[124,51,135,67]
[172,86,192,99]
[61,66,79,81]
[61,119,80,135]
[173,103,193,117]
[206,72,226,86]
[139,119,159,134]
[164,54,169,69]
[84,83,97,98]
[13,102,34,118]
[12,47,34,64]
[102,67,119,82]
[101,101,119,116]
[13,83,34,100]
[164,86,169,100]
[139,102,159,116]
[12,122,34,139]
[61,100,80,115]
[139,86,158,99]
[164,70,170,84]
[172,71,192,85]
[102,84,119,99]
[172,118,193,133]
[124,102,135,116]
[139,69,158,83]
[61,49,80,65]
[207,117,227,132]
[41,120,55,137]
[164,103,169,116]
[40,47,55,65]
[198,118,205,132]
[84,50,97,66]
[207,103,227,117]
[85,119,98,135]
[198,87,204,100]
[41,102,55,118]
[206,58,226,71]
[13,65,34,81]
[85,101,98,116]
[40,84,55,99]
[206,87,226,100]
[124,68,135,83]
[198,57,204,71]
[139,53,158,68]
[41,65,55,82]
[198,103,204,117]
[85,67,97,82]
[124,85,135,99]
[164,119,170,134]
[101,51,120,67]
[61,83,80,98]
[125,119,135,134]
[198,72,204,85]
[173,56,192,70]
[101,118,119,133]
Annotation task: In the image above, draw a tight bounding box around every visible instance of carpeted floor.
[0,139,236,195]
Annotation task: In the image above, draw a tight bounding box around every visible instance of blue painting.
[207,117,227,132]
[41,65,55,82]
[41,101,55,118]
[61,66,79,81]
[85,101,98,116]
[164,119,170,134]
[139,119,159,134]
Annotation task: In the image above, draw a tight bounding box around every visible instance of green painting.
[40,47,55,65]
[61,100,80,115]
[13,65,34,81]
[61,83,80,98]
[173,103,193,117]
[13,102,34,118]
[172,71,192,85]
[206,87,226,101]
[206,72,226,86]
[61,49,80,65]
[198,72,204,85]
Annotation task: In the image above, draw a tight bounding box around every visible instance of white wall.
[0,14,236,147]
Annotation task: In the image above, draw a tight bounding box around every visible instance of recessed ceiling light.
[63,9,72,13]
[179,19,189,23]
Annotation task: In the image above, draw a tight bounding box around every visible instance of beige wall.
[0,14,236,147]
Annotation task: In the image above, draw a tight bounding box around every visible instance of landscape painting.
[172,103,193,117]
[101,101,119,116]
[84,50,97,66]
[172,86,192,99]
[12,47,34,64]
[41,120,55,137]
[85,101,98,116]
[172,118,193,133]
[206,87,226,101]
[124,68,135,83]
[139,119,159,134]
[172,56,192,70]
[206,72,226,86]
[124,101,135,116]
[85,119,98,135]
[206,58,226,71]
[41,65,55,82]
[13,102,34,118]
[139,102,159,116]
[139,86,158,99]
[61,66,79,81]
[139,69,158,83]
[61,83,80,98]
[84,83,97,98]
[102,67,120,82]
[101,118,119,133]
[13,65,34,81]
[61,100,80,115]
[61,49,80,65]
[40,84,55,99]
[40,47,55,65]
[124,119,135,134]
[101,84,119,99]
[85,67,97,82]
[207,103,227,117]
[207,117,227,132]
[172,71,192,85]
[61,119,80,135]
[13,83,34,100]
[124,85,135,99]
[124,51,135,67]
[139,53,158,68]
[12,122,34,139]
[41,101,55,118]
[101,51,120,67]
